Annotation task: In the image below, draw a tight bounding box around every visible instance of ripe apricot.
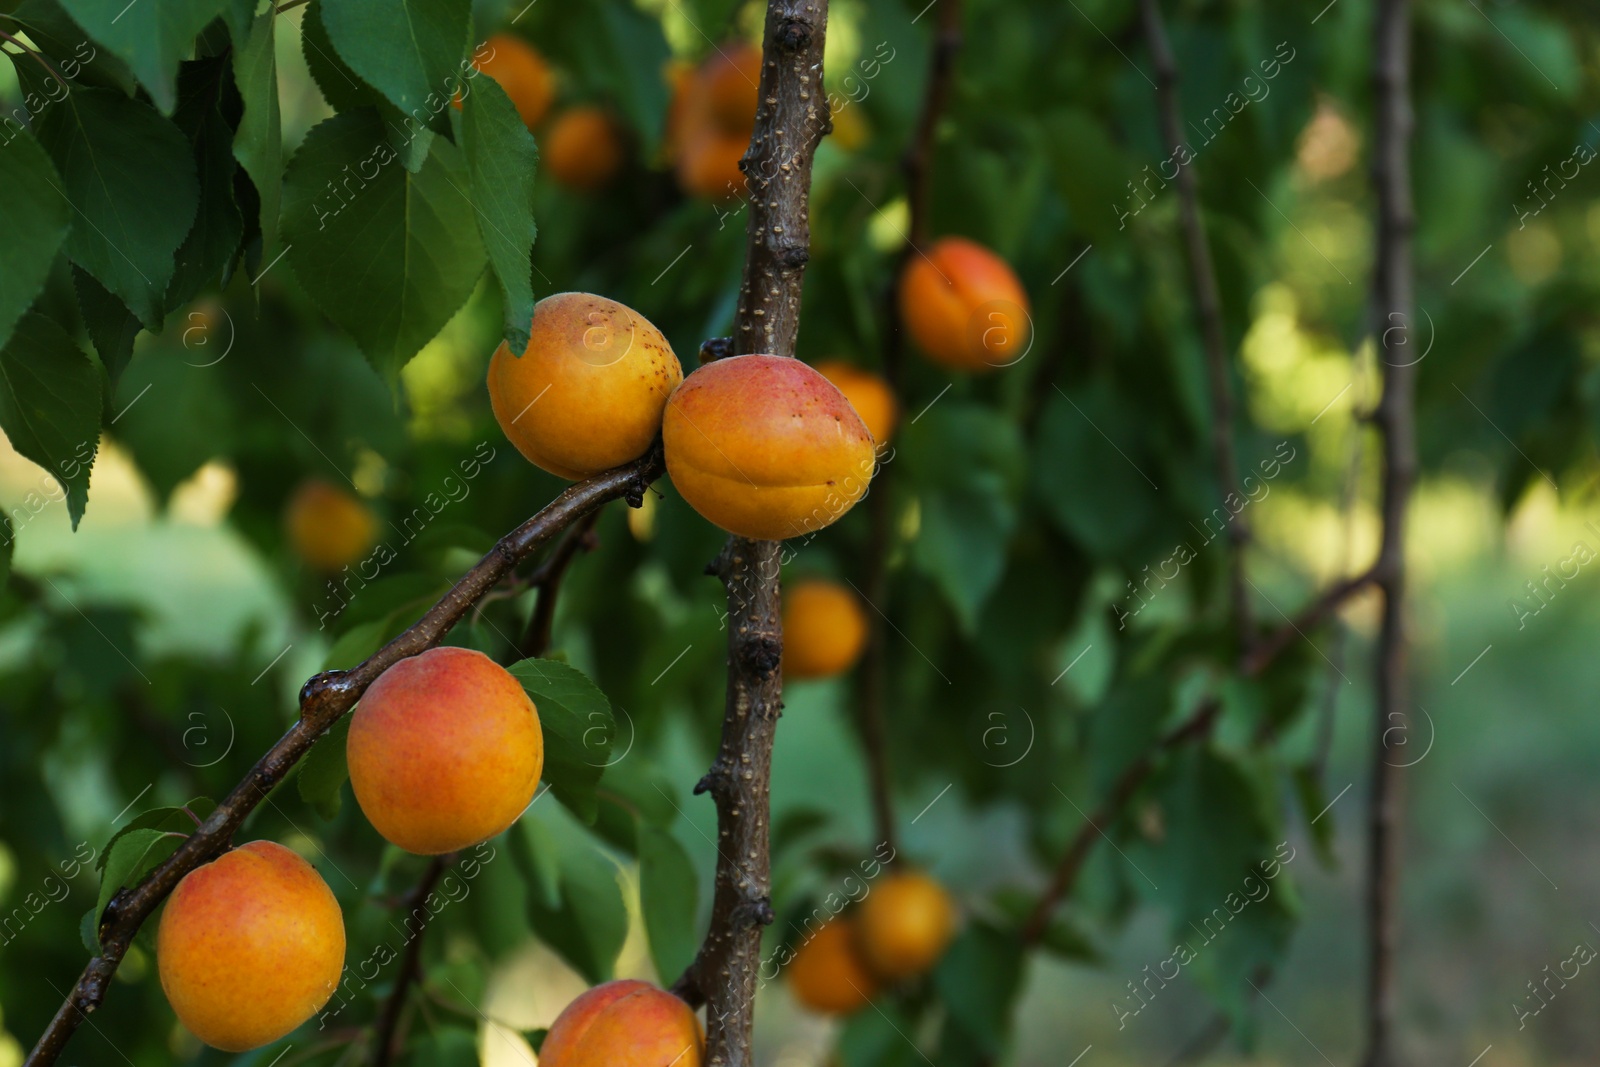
[699,44,761,134]
[787,918,878,1015]
[285,479,377,571]
[488,293,683,480]
[470,34,554,130]
[899,237,1031,371]
[855,871,956,980]
[675,128,748,201]
[347,646,543,855]
[783,579,868,680]
[668,43,760,200]
[814,360,897,447]
[545,107,625,191]
[157,841,345,1051]
[663,354,876,541]
[540,979,703,1067]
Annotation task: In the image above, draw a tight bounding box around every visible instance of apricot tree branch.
[369,854,451,1067]
[24,449,664,1067]
[518,510,602,659]
[670,6,829,1065]
[1362,1,1416,1064]
[1139,0,1251,654]
[1240,566,1378,677]
[902,0,961,248]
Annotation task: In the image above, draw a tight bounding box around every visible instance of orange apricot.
[783,579,868,680]
[347,646,543,855]
[488,293,683,480]
[814,360,897,447]
[668,44,760,200]
[675,128,748,201]
[470,34,554,130]
[699,43,761,135]
[540,979,703,1067]
[899,237,1031,371]
[157,841,345,1051]
[545,106,625,191]
[285,479,377,571]
[855,871,956,981]
[787,918,878,1015]
[663,354,876,541]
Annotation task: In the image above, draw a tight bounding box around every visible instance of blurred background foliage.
[1,0,1599,1064]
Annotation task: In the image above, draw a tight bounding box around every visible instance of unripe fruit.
[855,872,956,981]
[285,479,377,571]
[545,107,625,190]
[488,293,683,480]
[783,580,868,680]
[347,646,543,855]
[814,360,896,447]
[899,237,1031,371]
[663,355,876,541]
[157,841,345,1051]
[787,918,878,1015]
[470,34,554,130]
[540,979,703,1067]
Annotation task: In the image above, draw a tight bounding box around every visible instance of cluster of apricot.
[666,43,761,200]
[789,871,958,1014]
[156,646,545,1049]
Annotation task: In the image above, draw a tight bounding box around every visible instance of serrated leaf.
[0,130,70,352]
[95,828,185,941]
[459,76,537,351]
[231,6,281,248]
[297,715,353,820]
[320,0,470,135]
[637,822,698,983]
[165,54,245,311]
[300,0,381,113]
[71,267,140,389]
[56,0,232,112]
[6,0,140,95]
[29,86,199,327]
[0,312,102,528]
[507,658,615,822]
[514,803,627,983]
[95,799,214,873]
[281,109,487,379]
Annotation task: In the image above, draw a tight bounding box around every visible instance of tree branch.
[24,450,664,1067]
[1240,566,1378,677]
[902,0,961,248]
[1139,0,1251,654]
[517,509,602,659]
[669,6,829,1065]
[1362,1,1417,1064]
[369,854,451,1067]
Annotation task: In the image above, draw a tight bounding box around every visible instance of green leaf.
[0,130,70,351]
[230,7,281,252]
[1033,384,1162,561]
[514,803,628,983]
[55,0,232,112]
[902,403,1026,632]
[932,921,1025,1056]
[637,822,698,983]
[321,619,389,671]
[297,715,353,820]
[319,0,470,134]
[0,312,103,528]
[1087,672,1171,799]
[838,1000,921,1067]
[96,799,213,872]
[165,54,245,311]
[401,1026,478,1067]
[95,827,185,941]
[113,342,236,499]
[507,658,615,822]
[5,0,140,95]
[300,0,382,113]
[281,109,487,379]
[30,87,199,327]
[71,268,140,389]
[459,76,538,352]
[1291,763,1338,868]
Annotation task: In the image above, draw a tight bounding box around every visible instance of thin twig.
[24,450,664,1067]
[0,28,65,83]
[369,855,451,1067]
[518,510,602,659]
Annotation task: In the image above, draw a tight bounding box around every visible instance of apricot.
[783,579,868,680]
[855,871,956,981]
[899,237,1031,371]
[787,918,878,1015]
[668,43,760,200]
[545,106,625,191]
[488,293,683,480]
[699,44,761,135]
[347,646,543,855]
[285,479,377,571]
[675,128,748,201]
[814,360,896,447]
[663,355,876,541]
[470,34,554,130]
[157,841,345,1051]
[540,979,703,1067]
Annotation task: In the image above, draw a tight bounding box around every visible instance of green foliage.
[0,131,69,350]
[0,312,101,526]
[508,657,615,821]
[459,77,539,350]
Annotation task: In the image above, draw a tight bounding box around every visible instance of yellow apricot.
[663,354,876,541]
[488,293,683,480]
[813,360,897,447]
[285,479,377,571]
[899,237,1031,371]
[157,841,345,1051]
[674,127,748,201]
[855,871,956,981]
[470,34,554,130]
[347,646,543,855]
[668,43,760,200]
[545,106,625,190]
[783,579,868,679]
[540,980,703,1067]
[787,918,878,1015]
